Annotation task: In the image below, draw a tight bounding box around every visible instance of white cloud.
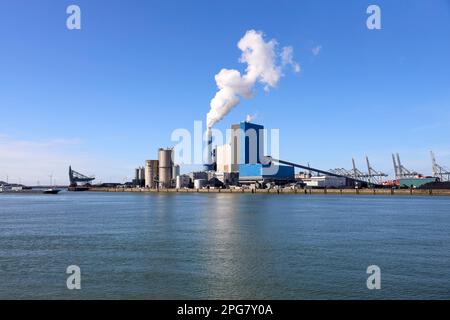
[245,113,258,123]
[312,45,322,56]
[281,46,301,73]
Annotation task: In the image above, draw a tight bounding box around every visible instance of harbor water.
[0,192,449,299]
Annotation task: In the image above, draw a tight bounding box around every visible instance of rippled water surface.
[0,192,449,299]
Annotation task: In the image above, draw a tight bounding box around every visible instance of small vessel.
[43,174,61,194]
[43,188,61,194]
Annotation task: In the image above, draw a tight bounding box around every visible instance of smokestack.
[205,127,213,171]
[207,127,212,164]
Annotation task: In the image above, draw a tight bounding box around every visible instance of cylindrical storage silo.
[145,160,159,188]
[158,148,173,188]
[145,161,151,188]
[135,168,140,183]
[139,167,145,180]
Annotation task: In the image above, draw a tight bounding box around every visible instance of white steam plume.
[206,30,299,128]
[245,113,258,123]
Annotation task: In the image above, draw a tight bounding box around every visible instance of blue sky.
[0,0,449,184]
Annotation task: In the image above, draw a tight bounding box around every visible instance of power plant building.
[232,122,265,165]
[176,174,190,189]
[188,171,208,181]
[215,172,239,186]
[216,143,232,173]
[141,121,295,189]
[239,163,295,184]
[230,122,294,184]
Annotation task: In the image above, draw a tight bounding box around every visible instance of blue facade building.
[238,163,295,183]
[238,121,264,164]
[232,121,294,184]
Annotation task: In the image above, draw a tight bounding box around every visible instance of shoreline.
[87,187,450,196]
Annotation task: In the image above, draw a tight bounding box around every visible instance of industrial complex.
[2,120,450,194]
[135,122,297,190]
[2,120,446,193]
[103,121,450,191]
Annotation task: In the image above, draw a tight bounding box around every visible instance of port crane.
[69,166,95,186]
[431,151,450,182]
[365,157,388,185]
[329,157,387,185]
[392,153,420,179]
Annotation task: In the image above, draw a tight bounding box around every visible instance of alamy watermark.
[66,265,81,290]
[66,5,81,30]
[367,5,381,30]
[366,265,381,290]
[170,121,281,173]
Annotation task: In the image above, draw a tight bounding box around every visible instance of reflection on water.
[0,192,450,299]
